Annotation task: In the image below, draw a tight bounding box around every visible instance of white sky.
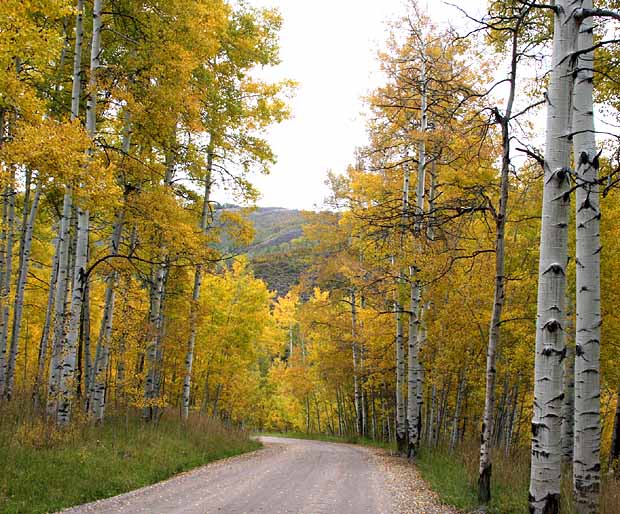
[244,0,485,210]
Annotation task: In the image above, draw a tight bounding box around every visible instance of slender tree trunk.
[562,345,575,464]
[427,383,436,446]
[182,156,212,420]
[414,51,427,235]
[572,4,601,511]
[57,209,89,424]
[70,0,84,122]
[451,369,466,450]
[435,375,451,447]
[406,44,428,458]
[351,288,363,435]
[88,114,131,417]
[47,193,73,417]
[211,383,222,419]
[144,261,166,421]
[88,272,116,421]
[57,0,101,425]
[479,19,518,502]
[33,234,60,407]
[416,364,424,443]
[529,2,576,511]
[371,388,377,440]
[0,169,16,395]
[407,265,422,458]
[426,163,436,241]
[89,209,125,421]
[4,184,42,399]
[395,283,406,454]
[505,379,520,454]
[81,265,91,399]
[47,0,84,418]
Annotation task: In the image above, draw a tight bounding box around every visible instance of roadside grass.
[416,441,529,514]
[0,404,260,514]
[416,440,620,514]
[257,430,396,450]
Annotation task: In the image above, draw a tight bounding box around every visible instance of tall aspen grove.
[3,0,620,513]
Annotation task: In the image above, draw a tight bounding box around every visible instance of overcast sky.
[238,1,485,210]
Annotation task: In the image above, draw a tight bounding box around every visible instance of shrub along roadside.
[0,411,260,514]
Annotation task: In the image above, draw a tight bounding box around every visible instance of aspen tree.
[478,9,522,503]
[47,0,84,416]
[4,184,42,399]
[33,235,60,407]
[562,345,575,463]
[530,1,576,511]
[572,2,601,511]
[0,168,15,395]
[351,288,363,435]
[407,30,427,458]
[89,113,131,421]
[182,152,213,420]
[57,0,101,424]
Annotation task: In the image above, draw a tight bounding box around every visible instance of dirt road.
[61,436,458,514]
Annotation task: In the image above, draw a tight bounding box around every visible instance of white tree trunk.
[144,261,166,420]
[57,209,89,424]
[529,1,576,511]
[479,17,520,501]
[351,288,363,435]
[85,0,101,138]
[0,169,16,395]
[395,276,406,453]
[88,288,113,420]
[427,382,436,445]
[406,38,428,457]
[47,190,73,416]
[143,149,174,421]
[478,106,510,504]
[451,369,466,450]
[70,0,84,122]
[56,0,100,424]
[47,0,84,416]
[182,159,212,420]
[4,184,42,399]
[33,234,60,407]
[414,55,427,235]
[426,163,436,241]
[407,265,421,457]
[562,345,575,463]
[572,3,601,511]
[88,214,123,421]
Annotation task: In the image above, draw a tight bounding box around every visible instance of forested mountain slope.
[220,206,312,295]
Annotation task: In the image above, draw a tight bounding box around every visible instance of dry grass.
[417,439,620,514]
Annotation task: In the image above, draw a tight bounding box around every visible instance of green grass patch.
[416,447,480,511]
[0,413,260,514]
[416,443,531,514]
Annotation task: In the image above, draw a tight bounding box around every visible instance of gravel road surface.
[60,436,459,514]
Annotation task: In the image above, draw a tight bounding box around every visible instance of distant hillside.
[244,207,306,256]
[219,206,311,295]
